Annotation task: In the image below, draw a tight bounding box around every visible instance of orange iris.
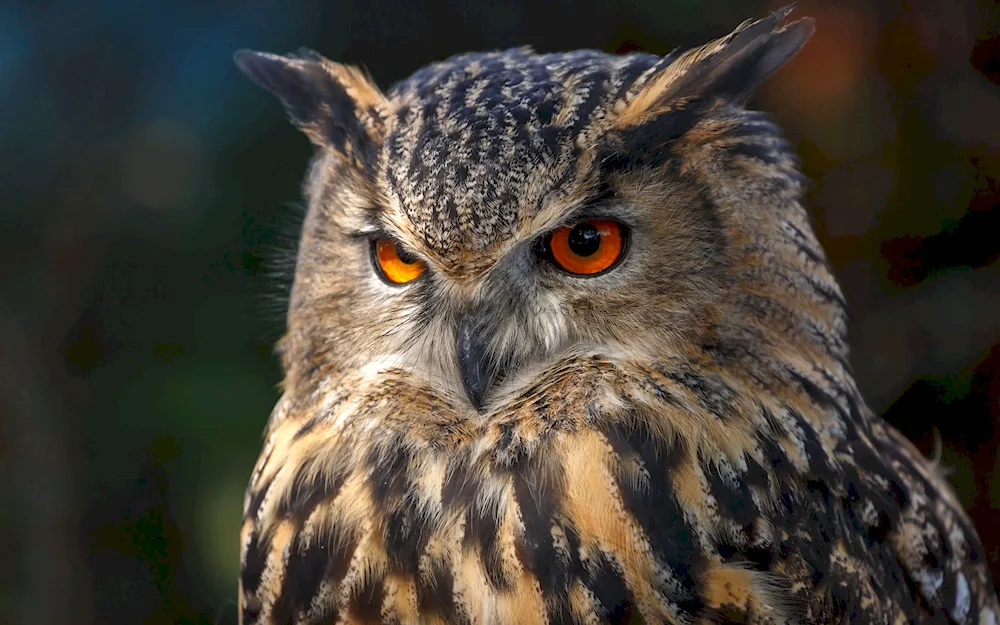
[548,220,625,275]
[374,239,426,284]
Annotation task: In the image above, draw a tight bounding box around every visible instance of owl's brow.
[341,180,620,259]
[344,224,422,262]
[559,182,618,223]
[343,224,386,240]
[526,180,619,239]
[341,215,431,267]
[338,206,388,240]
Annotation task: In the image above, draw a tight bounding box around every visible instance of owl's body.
[235,9,999,624]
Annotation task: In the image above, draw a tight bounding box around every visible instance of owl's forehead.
[381,49,659,262]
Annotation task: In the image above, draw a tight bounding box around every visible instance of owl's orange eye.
[373,239,426,285]
[547,220,626,276]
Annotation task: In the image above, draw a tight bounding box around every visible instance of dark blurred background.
[2,0,999,623]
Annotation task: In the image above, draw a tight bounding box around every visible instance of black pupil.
[395,244,417,264]
[568,223,602,257]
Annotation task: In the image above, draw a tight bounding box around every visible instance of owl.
[234,7,1000,624]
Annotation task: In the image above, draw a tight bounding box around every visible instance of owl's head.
[237,8,836,414]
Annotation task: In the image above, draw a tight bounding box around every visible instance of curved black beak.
[456,314,503,412]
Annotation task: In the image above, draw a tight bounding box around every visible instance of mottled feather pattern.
[234,7,1000,624]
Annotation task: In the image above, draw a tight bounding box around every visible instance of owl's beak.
[456,314,503,412]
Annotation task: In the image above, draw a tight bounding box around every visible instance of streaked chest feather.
[239,353,995,624]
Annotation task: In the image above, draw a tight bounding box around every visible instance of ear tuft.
[234,50,327,129]
[234,49,387,163]
[617,6,814,127]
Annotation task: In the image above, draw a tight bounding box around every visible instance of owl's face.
[237,11,821,414]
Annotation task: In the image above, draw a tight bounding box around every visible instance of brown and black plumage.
[234,8,1000,624]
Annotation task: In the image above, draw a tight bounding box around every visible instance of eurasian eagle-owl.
[233,8,1000,624]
